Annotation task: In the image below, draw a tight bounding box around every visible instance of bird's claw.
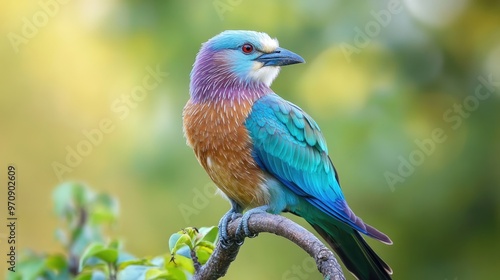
[235,206,269,240]
[218,210,243,248]
[218,205,269,248]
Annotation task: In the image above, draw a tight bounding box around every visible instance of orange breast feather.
[183,99,269,208]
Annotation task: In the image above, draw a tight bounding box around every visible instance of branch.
[194,212,345,280]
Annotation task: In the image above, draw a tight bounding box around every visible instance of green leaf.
[172,234,192,253]
[150,256,166,267]
[73,183,88,207]
[195,240,215,251]
[146,266,188,280]
[167,255,194,274]
[195,246,213,265]
[75,270,107,280]
[116,251,137,266]
[175,246,191,259]
[52,182,93,230]
[164,267,188,280]
[118,265,151,280]
[53,183,90,214]
[79,243,118,270]
[145,268,169,279]
[90,194,119,225]
[197,226,218,243]
[14,254,45,279]
[95,248,118,264]
[90,205,116,225]
[75,271,93,280]
[71,225,103,258]
[45,254,68,272]
[168,233,182,252]
[53,182,77,218]
[118,259,154,271]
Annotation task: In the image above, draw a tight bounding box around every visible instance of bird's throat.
[190,75,271,104]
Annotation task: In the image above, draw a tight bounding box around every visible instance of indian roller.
[183,30,392,279]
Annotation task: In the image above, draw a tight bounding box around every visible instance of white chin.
[248,66,281,87]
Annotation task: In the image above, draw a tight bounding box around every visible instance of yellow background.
[1,0,499,279]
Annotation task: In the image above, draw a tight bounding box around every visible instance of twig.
[191,248,202,272]
[194,212,345,280]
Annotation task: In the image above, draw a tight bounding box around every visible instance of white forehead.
[253,32,279,52]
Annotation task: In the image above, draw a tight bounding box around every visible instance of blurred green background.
[1,0,499,279]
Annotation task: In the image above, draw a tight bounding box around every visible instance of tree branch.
[194,212,345,280]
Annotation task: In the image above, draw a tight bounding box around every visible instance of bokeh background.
[1,0,499,279]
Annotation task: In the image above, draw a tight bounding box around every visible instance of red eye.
[241,43,254,54]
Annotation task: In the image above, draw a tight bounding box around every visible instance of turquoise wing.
[245,93,372,236]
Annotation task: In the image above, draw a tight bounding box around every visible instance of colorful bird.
[183,30,392,279]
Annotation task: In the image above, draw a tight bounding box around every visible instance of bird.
[183,30,393,280]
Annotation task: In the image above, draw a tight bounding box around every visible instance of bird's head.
[190,30,304,102]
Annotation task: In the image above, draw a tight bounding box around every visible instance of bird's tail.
[309,221,392,280]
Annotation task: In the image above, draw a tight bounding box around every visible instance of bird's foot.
[218,209,242,249]
[235,205,270,240]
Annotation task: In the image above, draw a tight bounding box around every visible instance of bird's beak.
[255,47,305,67]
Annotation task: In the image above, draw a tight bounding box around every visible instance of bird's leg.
[235,205,270,240]
[218,200,243,248]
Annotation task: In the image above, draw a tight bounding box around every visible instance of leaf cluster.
[7,183,217,280]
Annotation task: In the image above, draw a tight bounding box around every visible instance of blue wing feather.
[245,93,373,235]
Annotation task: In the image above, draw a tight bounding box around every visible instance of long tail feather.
[310,222,392,280]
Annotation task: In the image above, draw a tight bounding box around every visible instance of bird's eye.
[241,43,254,54]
